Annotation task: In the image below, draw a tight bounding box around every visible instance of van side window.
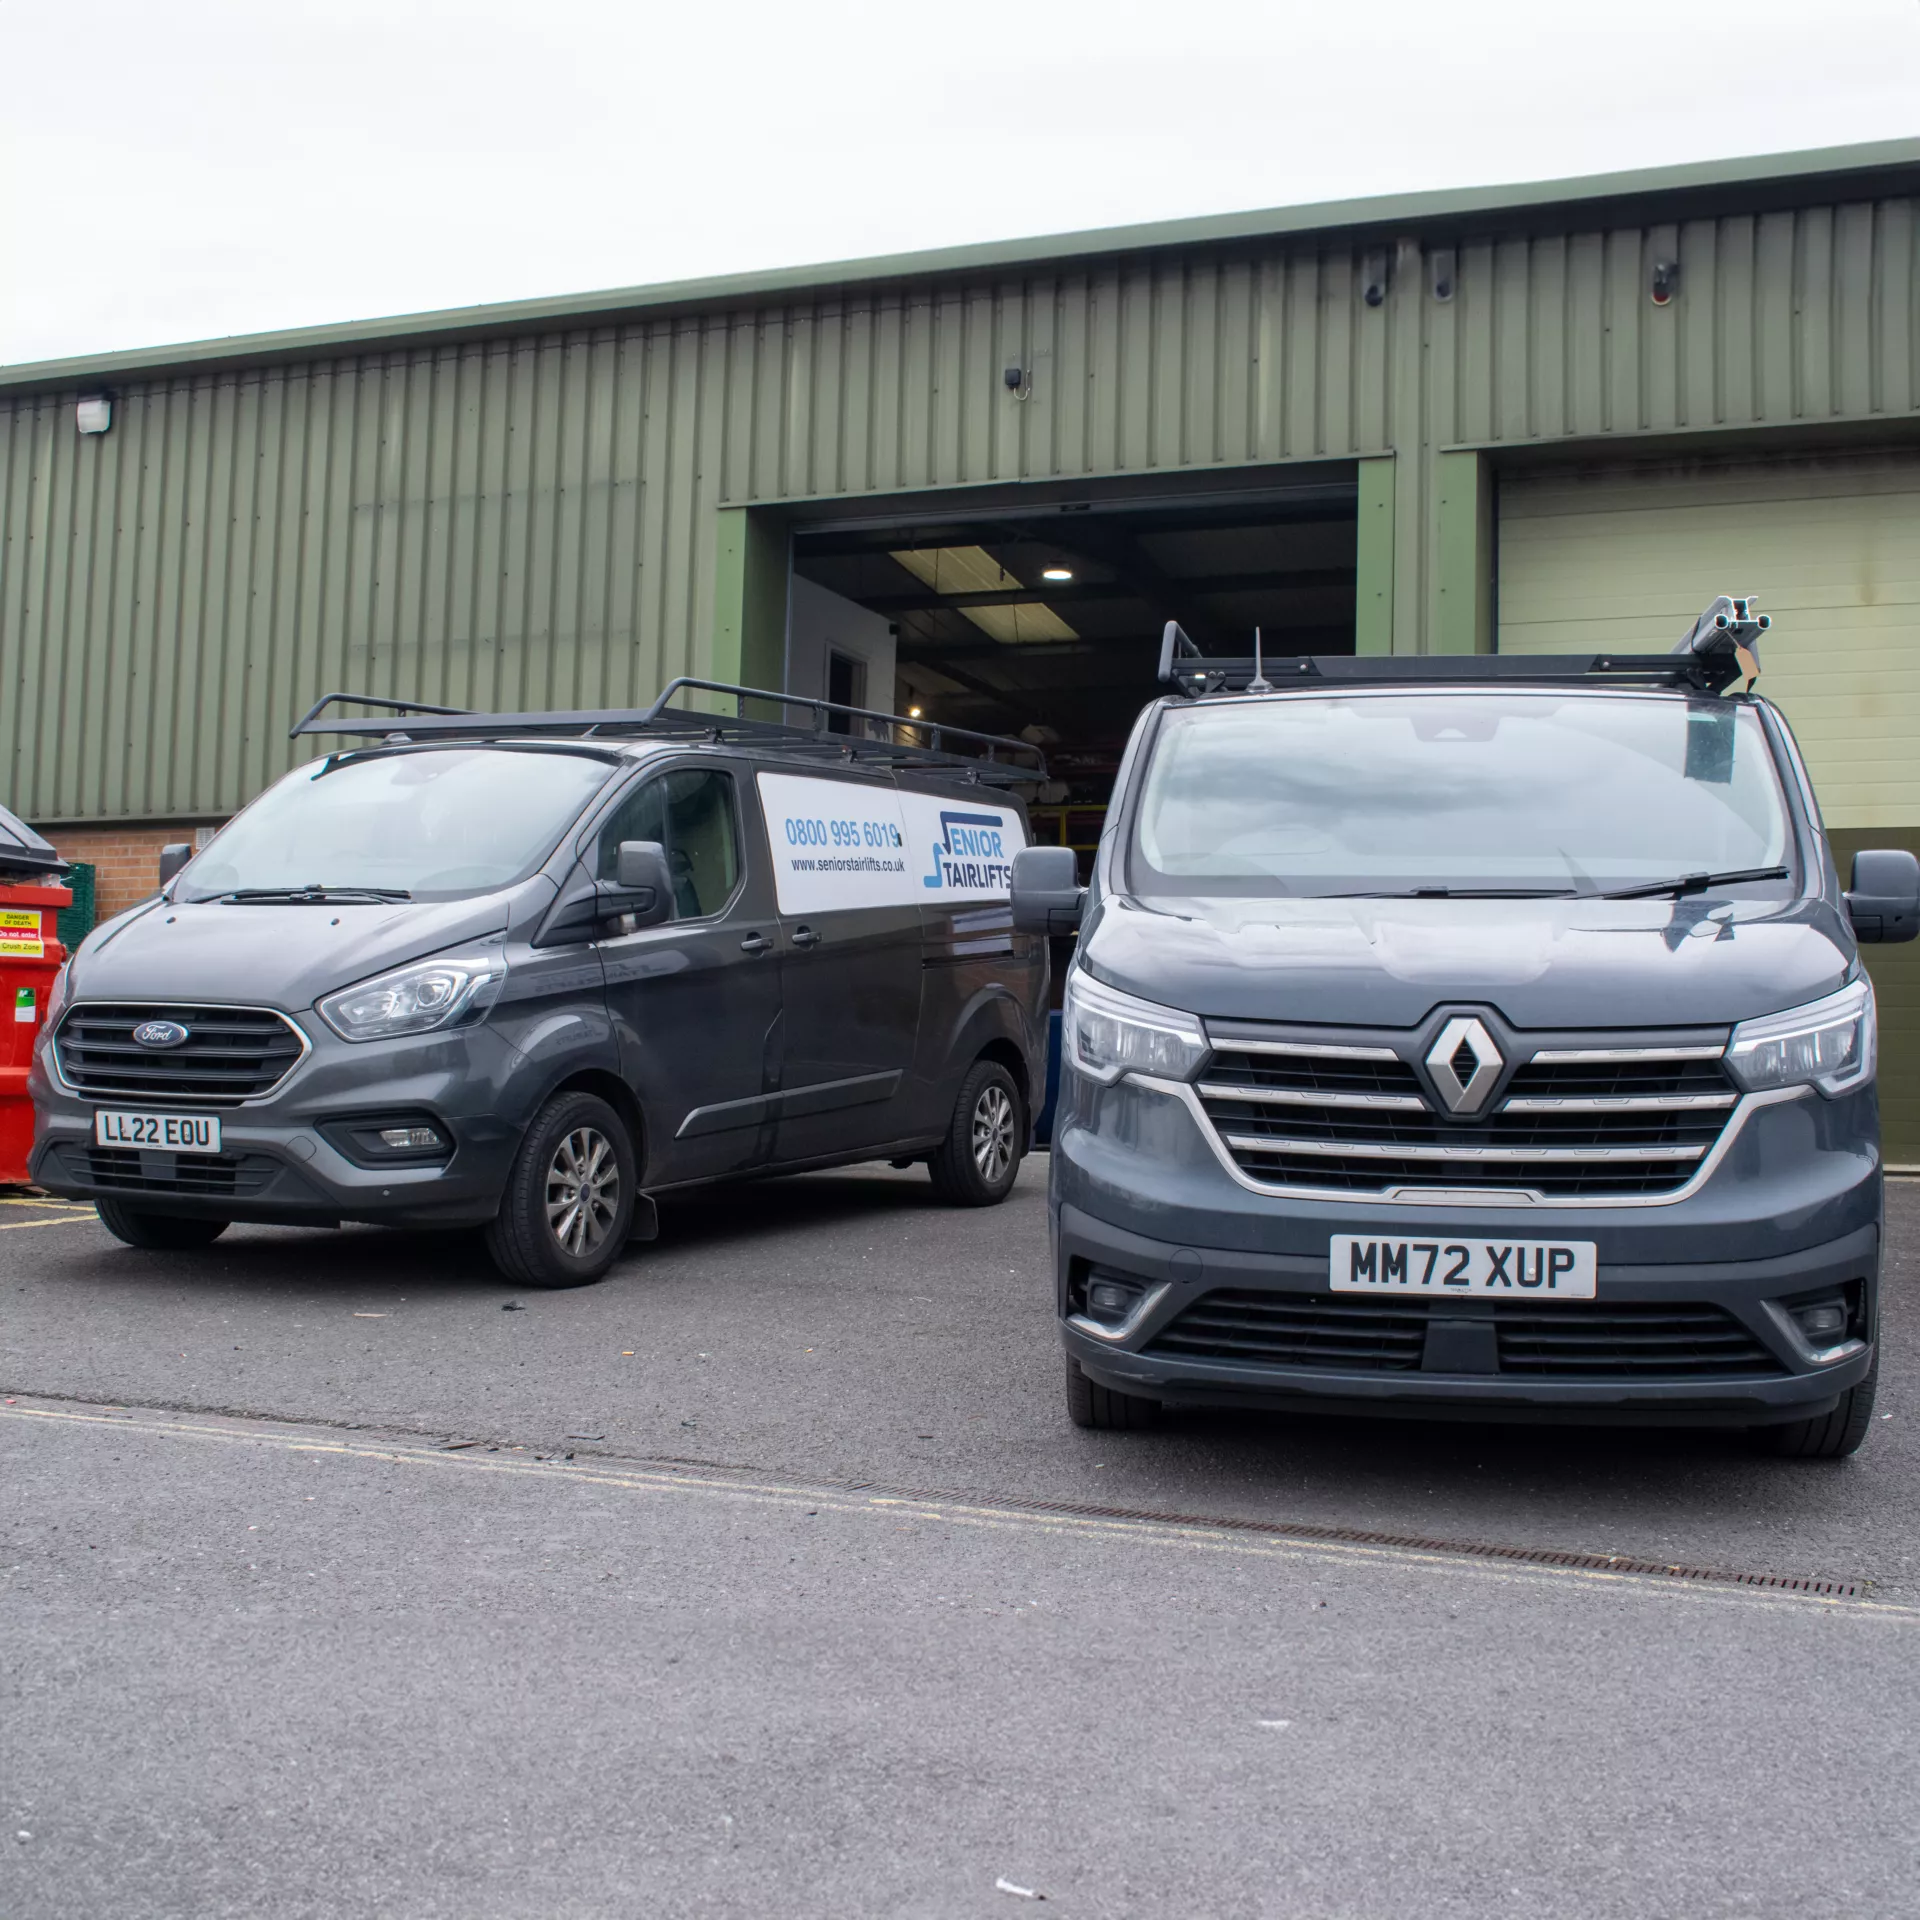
[597,770,741,919]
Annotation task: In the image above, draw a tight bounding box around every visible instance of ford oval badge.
[132,1019,191,1050]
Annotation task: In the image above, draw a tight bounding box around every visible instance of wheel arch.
[544,1067,649,1181]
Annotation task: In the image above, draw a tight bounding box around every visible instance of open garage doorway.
[788,468,1358,864]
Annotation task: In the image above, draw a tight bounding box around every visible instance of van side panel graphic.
[757,773,1024,915]
[922,811,1012,891]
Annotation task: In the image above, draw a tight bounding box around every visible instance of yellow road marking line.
[0,1214,94,1230]
[1,1196,91,1209]
[2,1400,1909,1623]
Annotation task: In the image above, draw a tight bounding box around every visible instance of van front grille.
[1198,1035,1738,1199]
[1148,1289,1428,1371]
[61,1144,278,1198]
[1147,1290,1784,1378]
[54,1004,306,1106]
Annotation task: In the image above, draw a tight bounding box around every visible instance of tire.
[1753,1360,1878,1459]
[927,1059,1024,1206]
[94,1198,229,1251]
[1064,1355,1159,1431]
[484,1092,637,1289]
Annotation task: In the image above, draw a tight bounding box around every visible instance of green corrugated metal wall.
[3,194,1917,824]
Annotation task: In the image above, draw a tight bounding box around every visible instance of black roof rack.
[289,678,1047,786]
[1156,595,1770,699]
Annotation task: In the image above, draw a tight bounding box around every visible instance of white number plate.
[94,1110,223,1154]
[1330,1234,1597,1299]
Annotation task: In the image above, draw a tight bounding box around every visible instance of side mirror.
[1845,849,1920,944]
[1010,844,1085,935]
[610,840,675,928]
[532,844,676,948]
[158,843,192,888]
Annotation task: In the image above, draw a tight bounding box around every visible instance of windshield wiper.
[1601,865,1789,901]
[209,885,414,904]
[1322,886,1580,900]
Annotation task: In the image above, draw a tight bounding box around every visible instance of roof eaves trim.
[5,136,1918,397]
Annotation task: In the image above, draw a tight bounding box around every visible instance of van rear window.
[1130,692,1792,898]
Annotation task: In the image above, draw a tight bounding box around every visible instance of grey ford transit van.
[1012,603,1919,1458]
[30,681,1047,1287]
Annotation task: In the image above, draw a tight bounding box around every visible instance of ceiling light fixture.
[1041,567,1074,582]
[908,706,923,719]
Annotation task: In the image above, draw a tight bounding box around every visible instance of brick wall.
[40,824,211,924]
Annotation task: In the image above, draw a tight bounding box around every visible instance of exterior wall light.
[75,394,113,435]
[907,706,923,719]
[1041,567,1074,583]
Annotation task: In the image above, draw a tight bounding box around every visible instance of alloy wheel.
[545,1126,621,1257]
[971,1083,1016,1183]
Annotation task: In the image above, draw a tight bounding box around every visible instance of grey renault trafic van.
[1012,602,1918,1458]
[30,681,1047,1287]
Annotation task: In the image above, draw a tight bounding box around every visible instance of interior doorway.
[789,471,1360,864]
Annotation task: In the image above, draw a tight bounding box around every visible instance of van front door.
[754,769,922,1162]
[594,763,784,1184]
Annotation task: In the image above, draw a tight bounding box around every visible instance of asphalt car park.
[5,1167,1920,1916]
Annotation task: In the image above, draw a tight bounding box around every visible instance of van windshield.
[179,747,618,902]
[1130,692,1794,898]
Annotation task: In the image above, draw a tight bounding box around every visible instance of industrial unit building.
[3,140,1917,1149]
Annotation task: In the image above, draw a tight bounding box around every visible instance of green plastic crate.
[56,862,96,948]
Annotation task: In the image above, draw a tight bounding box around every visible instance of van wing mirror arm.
[533,843,676,946]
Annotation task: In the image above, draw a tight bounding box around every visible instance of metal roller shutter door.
[1497,452,1920,1165]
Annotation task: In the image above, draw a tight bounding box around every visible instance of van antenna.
[1246,626,1272,695]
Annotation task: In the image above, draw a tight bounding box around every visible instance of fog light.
[1794,1301,1848,1341]
[379,1125,445,1150]
[1086,1276,1144,1323]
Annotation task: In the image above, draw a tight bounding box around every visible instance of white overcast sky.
[3,0,1917,367]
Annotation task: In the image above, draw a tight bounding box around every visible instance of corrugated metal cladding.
[3,191,1918,823]
[1434,198,1920,444]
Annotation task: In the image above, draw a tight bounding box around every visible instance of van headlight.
[1725,978,1875,1097]
[41,960,71,1029]
[1064,969,1208,1086]
[318,949,506,1043]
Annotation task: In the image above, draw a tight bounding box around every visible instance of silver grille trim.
[1185,1024,1750,1204]
[50,1001,311,1107]
[1136,1076,1810,1210]
[1208,1038,1401,1061]
[1528,1045,1726,1063]
[1220,1134,1709,1164]
[1197,1083,1427,1111]
[1501,1093,1737,1113]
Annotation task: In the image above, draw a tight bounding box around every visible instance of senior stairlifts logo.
[923,810,1014,892]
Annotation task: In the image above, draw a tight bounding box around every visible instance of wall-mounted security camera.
[1429,249,1456,302]
[1361,251,1389,309]
[1650,259,1680,306]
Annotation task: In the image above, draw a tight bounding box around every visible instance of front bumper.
[1052,1075,1882,1427]
[27,1015,563,1228]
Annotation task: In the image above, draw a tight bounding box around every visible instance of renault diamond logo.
[1424,1016,1503,1115]
[132,1019,191,1050]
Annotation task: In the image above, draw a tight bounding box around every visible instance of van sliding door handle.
[790,926,821,948]
[738,932,773,955]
